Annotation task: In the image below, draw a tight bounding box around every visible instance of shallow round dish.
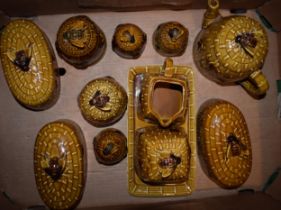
[93,128,127,165]
[79,77,127,127]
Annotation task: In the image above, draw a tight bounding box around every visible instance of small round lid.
[197,99,252,189]
[79,77,127,127]
[93,128,127,165]
[153,21,189,57]
[56,15,106,68]
[112,23,147,59]
[212,16,268,79]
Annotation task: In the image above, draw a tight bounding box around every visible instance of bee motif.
[6,43,33,71]
[235,32,257,58]
[40,143,67,181]
[158,152,181,178]
[168,27,184,42]
[225,133,248,162]
[89,90,111,111]
[63,21,88,48]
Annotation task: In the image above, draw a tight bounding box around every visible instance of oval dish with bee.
[0,19,60,110]
[34,120,86,210]
[197,99,252,189]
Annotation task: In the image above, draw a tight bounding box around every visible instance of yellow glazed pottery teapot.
[193,0,269,98]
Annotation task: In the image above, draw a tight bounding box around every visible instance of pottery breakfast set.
[0,0,268,209]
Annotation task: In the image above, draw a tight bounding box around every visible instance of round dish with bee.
[197,99,252,189]
[93,128,127,165]
[153,21,188,57]
[56,15,106,69]
[79,77,127,127]
[135,126,191,185]
[34,120,86,210]
[112,23,147,59]
[0,19,60,110]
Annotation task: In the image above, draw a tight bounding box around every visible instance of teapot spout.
[202,0,220,29]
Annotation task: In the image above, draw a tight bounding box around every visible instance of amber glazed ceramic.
[0,19,60,110]
[193,0,269,98]
[56,15,106,69]
[128,58,196,196]
[34,120,86,210]
[94,128,127,165]
[79,77,127,127]
[135,127,190,184]
[140,58,188,127]
[153,21,188,57]
[112,23,146,59]
[197,99,252,189]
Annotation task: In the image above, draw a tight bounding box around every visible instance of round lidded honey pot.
[56,15,106,69]
[112,23,147,59]
[197,99,252,189]
[79,77,127,127]
[193,0,269,99]
[153,21,189,57]
[93,128,127,165]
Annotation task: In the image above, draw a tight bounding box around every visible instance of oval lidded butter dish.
[79,77,127,127]
[197,99,252,189]
[135,127,190,184]
[153,21,188,57]
[56,15,106,69]
[0,19,60,111]
[94,128,127,165]
[193,0,269,98]
[34,120,86,210]
[112,23,147,59]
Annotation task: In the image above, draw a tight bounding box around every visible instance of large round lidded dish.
[93,128,127,165]
[56,15,106,69]
[34,120,86,210]
[135,127,191,185]
[112,23,147,59]
[79,77,128,127]
[153,21,189,57]
[193,0,269,98]
[197,99,252,189]
[0,19,60,111]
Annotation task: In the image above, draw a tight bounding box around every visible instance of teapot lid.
[211,16,268,79]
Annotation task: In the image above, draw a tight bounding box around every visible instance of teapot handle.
[239,70,269,99]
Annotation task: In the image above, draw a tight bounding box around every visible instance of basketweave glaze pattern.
[128,60,196,196]
[34,120,86,210]
[93,128,127,165]
[194,16,268,82]
[0,19,59,110]
[79,77,127,127]
[112,23,147,59]
[153,21,189,57]
[197,99,252,189]
[135,127,191,184]
[56,15,106,69]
